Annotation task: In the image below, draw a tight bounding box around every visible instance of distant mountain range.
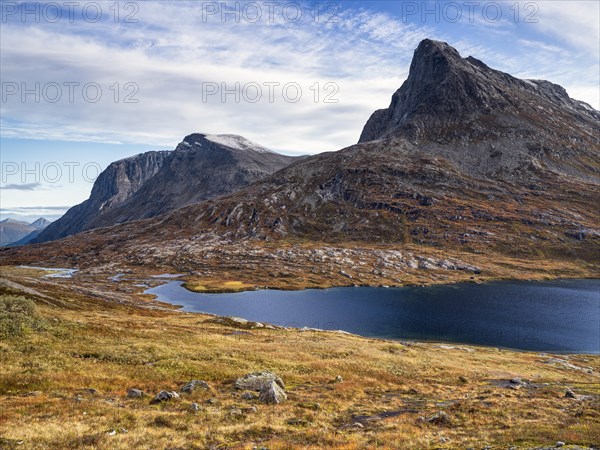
[3,39,599,282]
[0,218,51,246]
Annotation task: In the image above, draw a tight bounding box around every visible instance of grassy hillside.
[0,266,598,449]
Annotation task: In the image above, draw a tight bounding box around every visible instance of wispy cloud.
[2,182,44,191]
[1,206,70,213]
[0,1,597,153]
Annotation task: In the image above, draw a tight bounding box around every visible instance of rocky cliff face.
[33,151,169,243]
[359,39,599,147]
[33,134,299,243]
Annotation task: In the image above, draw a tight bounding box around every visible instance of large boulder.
[234,371,285,391]
[258,380,287,404]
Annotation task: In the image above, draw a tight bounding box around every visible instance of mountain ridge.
[33,134,301,243]
[0,218,51,246]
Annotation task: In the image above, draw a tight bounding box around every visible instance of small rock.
[331,375,343,384]
[565,388,577,398]
[190,402,199,412]
[258,380,287,404]
[556,442,565,448]
[235,371,285,391]
[241,391,257,400]
[181,380,209,393]
[426,411,451,426]
[106,430,117,436]
[80,388,97,395]
[150,390,180,404]
[509,377,522,385]
[229,407,243,416]
[243,406,258,413]
[127,389,144,398]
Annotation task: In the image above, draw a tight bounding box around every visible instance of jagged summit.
[359,39,599,145]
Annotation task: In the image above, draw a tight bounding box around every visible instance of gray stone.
[150,390,180,404]
[426,411,451,426]
[127,388,144,398]
[241,391,257,400]
[235,371,285,391]
[181,380,209,393]
[258,380,287,404]
[190,402,199,412]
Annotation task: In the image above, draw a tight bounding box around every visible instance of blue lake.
[145,279,600,353]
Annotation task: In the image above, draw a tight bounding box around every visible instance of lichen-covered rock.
[258,380,287,404]
[181,380,209,393]
[235,371,285,391]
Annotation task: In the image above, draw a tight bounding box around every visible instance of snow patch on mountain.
[204,134,275,154]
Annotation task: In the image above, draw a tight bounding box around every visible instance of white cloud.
[0,0,598,156]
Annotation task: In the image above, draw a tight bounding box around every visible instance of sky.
[1,0,599,221]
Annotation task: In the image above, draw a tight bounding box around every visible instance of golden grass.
[185,280,254,293]
[0,267,598,449]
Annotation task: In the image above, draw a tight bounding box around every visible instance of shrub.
[0,295,46,339]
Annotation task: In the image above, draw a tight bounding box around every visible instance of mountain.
[3,40,599,284]
[32,150,170,243]
[29,218,51,230]
[33,134,300,244]
[358,39,599,181]
[0,218,51,246]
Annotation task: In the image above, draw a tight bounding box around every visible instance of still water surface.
[146,279,600,353]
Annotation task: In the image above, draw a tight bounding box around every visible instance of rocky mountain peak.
[410,38,464,76]
[29,218,51,229]
[359,39,599,145]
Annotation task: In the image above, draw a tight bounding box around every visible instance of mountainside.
[0,218,51,246]
[3,39,599,286]
[0,219,34,246]
[33,151,170,243]
[33,134,299,243]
